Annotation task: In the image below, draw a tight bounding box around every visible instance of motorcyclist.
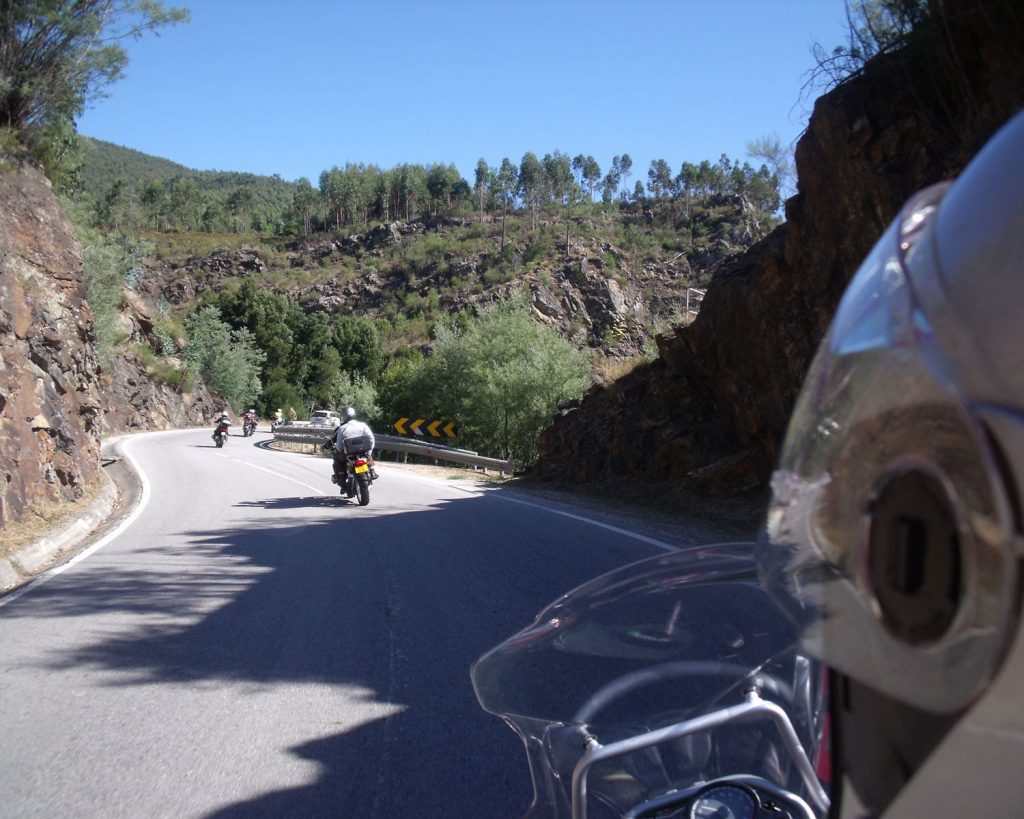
[212,410,231,441]
[758,110,1024,816]
[331,406,378,484]
[243,407,257,433]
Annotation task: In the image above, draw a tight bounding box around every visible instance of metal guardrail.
[270,424,515,474]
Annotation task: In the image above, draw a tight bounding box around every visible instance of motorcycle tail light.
[355,458,367,467]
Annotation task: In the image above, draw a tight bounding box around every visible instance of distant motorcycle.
[243,418,257,437]
[212,421,230,448]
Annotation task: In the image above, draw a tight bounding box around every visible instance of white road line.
[0,436,152,609]
[490,494,680,553]
[383,469,679,553]
[229,457,326,496]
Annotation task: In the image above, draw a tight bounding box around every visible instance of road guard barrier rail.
[270,424,514,475]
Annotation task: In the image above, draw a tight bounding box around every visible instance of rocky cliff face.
[101,351,222,433]
[535,1,1024,497]
[0,160,104,529]
[0,159,223,532]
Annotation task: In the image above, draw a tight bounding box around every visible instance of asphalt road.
[0,428,698,818]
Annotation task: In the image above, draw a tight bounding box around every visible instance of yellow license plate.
[354,464,369,474]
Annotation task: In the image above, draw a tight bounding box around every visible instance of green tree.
[168,176,202,231]
[423,295,589,464]
[492,158,518,252]
[227,185,255,232]
[329,372,379,422]
[518,151,546,230]
[185,305,265,409]
[333,315,384,380]
[290,177,319,236]
[616,153,633,202]
[474,157,490,220]
[647,158,672,201]
[0,1,188,172]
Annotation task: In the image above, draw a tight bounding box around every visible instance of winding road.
[0,428,710,817]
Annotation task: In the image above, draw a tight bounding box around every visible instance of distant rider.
[288,406,298,422]
[244,408,257,433]
[331,406,378,483]
[212,410,231,441]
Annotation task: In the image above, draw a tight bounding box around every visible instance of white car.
[309,410,342,428]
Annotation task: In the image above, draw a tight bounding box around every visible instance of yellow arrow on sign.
[409,418,425,436]
[394,417,408,435]
[443,422,457,438]
[427,420,442,437]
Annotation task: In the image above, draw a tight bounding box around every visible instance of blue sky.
[77,1,852,187]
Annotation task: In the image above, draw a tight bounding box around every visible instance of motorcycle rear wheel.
[356,476,370,506]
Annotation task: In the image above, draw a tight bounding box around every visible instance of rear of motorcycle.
[343,451,372,505]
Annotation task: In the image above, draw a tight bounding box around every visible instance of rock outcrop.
[101,351,221,433]
[535,0,1024,497]
[0,160,104,529]
[0,160,225,532]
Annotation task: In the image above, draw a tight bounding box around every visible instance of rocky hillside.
[534,0,1024,497]
[139,227,687,358]
[0,158,221,532]
[0,159,103,529]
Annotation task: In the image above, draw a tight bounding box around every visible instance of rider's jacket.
[333,419,375,454]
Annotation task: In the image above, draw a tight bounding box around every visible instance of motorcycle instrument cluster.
[688,784,760,819]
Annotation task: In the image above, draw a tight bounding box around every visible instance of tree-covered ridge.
[82,138,783,240]
[79,137,299,233]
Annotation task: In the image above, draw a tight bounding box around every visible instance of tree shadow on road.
[3,489,652,816]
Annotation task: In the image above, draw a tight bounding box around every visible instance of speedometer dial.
[689,784,757,819]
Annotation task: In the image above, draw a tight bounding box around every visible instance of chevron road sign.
[393,417,457,438]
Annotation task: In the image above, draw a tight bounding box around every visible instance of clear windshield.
[472,545,830,819]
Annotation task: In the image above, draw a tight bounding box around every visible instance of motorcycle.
[471,544,830,819]
[243,417,257,437]
[212,421,230,448]
[341,450,374,506]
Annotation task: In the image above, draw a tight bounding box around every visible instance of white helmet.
[759,111,1024,815]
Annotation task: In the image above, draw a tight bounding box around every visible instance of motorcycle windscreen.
[471,545,829,819]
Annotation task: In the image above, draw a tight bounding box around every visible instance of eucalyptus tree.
[574,154,601,202]
[602,157,622,205]
[474,157,490,220]
[518,151,546,230]
[290,177,319,236]
[646,158,672,202]
[492,158,518,252]
[544,151,580,254]
[674,162,697,219]
[426,162,463,214]
[616,153,633,201]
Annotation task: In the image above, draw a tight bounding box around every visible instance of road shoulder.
[0,437,139,595]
